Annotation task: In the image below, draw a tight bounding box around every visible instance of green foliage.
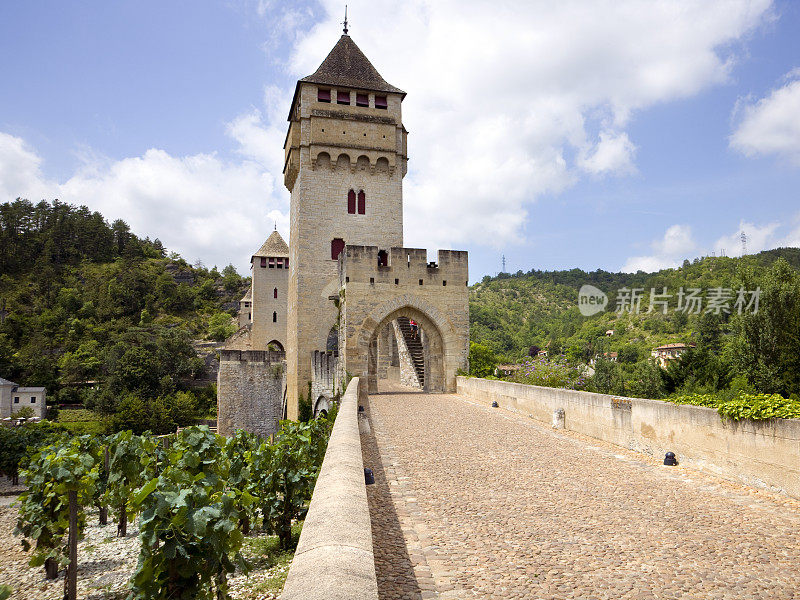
[130,426,247,600]
[14,436,99,569]
[625,360,665,399]
[511,356,588,390]
[731,259,800,398]
[104,431,160,535]
[470,249,800,413]
[208,312,237,341]
[110,391,199,435]
[224,430,260,533]
[468,342,498,377]
[590,359,624,395]
[0,421,63,483]
[668,392,800,421]
[250,417,332,549]
[0,199,246,418]
[10,406,35,419]
[297,381,313,423]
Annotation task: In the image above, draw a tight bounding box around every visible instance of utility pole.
[502,255,506,273]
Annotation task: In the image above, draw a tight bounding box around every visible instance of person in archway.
[409,319,418,340]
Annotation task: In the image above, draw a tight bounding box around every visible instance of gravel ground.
[0,477,27,497]
[0,502,290,599]
[366,383,800,600]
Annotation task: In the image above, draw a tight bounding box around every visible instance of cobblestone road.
[363,385,800,600]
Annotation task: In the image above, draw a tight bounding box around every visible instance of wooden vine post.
[65,489,78,600]
[99,446,109,525]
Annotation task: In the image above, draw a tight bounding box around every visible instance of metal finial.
[274,220,277,231]
[342,5,348,35]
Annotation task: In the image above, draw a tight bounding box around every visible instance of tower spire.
[342,5,348,35]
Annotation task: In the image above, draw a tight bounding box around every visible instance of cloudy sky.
[1,1,799,279]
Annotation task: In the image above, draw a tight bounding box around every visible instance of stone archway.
[356,305,447,394]
[267,339,285,353]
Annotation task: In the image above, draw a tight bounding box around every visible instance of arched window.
[357,190,366,214]
[272,311,277,323]
[347,189,356,214]
[273,287,278,299]
[331,238,345,260]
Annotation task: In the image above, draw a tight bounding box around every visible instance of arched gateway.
[339,245,469,394]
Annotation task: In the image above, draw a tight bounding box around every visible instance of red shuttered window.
[375,95,387,109]
[356,93,368,107]
[357,190,366,214]
[318,89,331,102]
[331,238,345,260]
[337,90,350,105]
[347,189,356,214]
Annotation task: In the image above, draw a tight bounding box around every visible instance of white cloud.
[0,1,775,270]
[0,133,53,202]
[712,220,779,256]
[288,0,771,250]
[578,132,637,176]
[0,132,287,273]
[622,217,800,273]
[622,224,698,272]
[730,72,800,165]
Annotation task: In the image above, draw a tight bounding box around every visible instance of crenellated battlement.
[339,245,468,288]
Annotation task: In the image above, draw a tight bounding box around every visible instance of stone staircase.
[396,317,425,387]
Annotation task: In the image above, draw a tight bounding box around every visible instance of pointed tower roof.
[252,230,289,258]
[299,35,405,97]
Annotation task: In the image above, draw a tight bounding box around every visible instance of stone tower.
[249,229,289,351]
[284,33,408,418]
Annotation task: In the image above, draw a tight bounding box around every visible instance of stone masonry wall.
[217,350,285,437]
[340,246,469,393]
[285,82,406,420]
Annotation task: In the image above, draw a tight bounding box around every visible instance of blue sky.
[1,1,799,280]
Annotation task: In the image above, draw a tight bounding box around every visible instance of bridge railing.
[281,377,378,600]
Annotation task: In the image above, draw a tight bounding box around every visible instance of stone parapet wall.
[340,246,469,287]
[457,377,800,499]
[282,377,378,600]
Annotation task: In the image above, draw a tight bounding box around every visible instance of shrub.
[668,392,800,421]
[130,426,247,600]
[512,355,587,390]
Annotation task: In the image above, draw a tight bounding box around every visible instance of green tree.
[468,342,498,377]
[208,312,237,342]
[732,259,800,397]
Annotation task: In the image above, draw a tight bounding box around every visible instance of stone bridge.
[283,380,800,600]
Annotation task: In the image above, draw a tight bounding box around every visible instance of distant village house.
[494,364,521,377]
[0,377,46,420]
[651,343,696,369]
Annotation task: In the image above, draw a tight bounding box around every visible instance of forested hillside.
[0,199,247,431]
[470,248,800,401]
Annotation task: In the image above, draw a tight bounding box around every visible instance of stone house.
[0,377,46,419]
[651,343,695,369]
